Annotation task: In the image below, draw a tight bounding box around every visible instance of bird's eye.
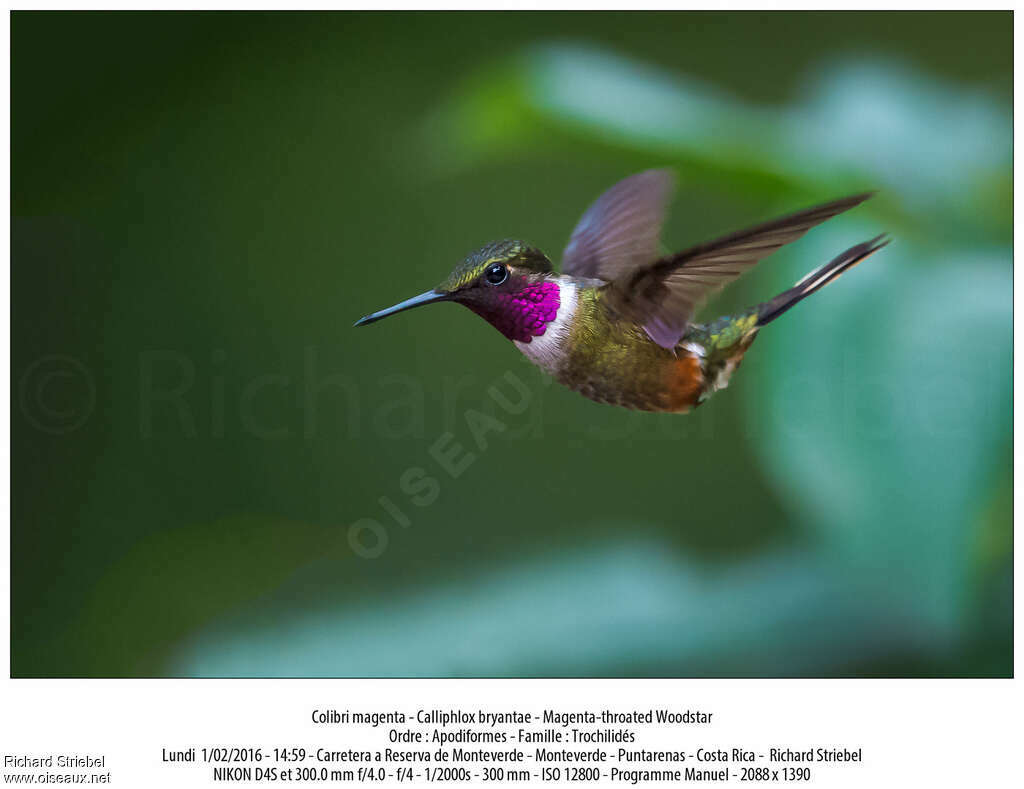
[484,263,508,286]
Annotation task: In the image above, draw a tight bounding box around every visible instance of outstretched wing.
[562,169,676,281]
[603,192,875,349]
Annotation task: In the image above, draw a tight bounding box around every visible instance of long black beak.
[353,290,449,327]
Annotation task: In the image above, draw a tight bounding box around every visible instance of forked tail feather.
[757,235,890,326]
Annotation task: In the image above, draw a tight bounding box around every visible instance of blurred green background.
[12,12,1011,677]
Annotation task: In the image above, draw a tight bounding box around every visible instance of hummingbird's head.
[355,239,563,343]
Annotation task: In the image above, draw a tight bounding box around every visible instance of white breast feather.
[513,280,578,375]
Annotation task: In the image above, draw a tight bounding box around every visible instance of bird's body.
[513,279,755,412]
[355,170,887,413]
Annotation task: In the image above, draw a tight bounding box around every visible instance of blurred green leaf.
[170,540,929,677]
[747,230,1010,640]
[426,44,1010,239]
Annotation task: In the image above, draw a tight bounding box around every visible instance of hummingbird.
[355,170,887,413]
